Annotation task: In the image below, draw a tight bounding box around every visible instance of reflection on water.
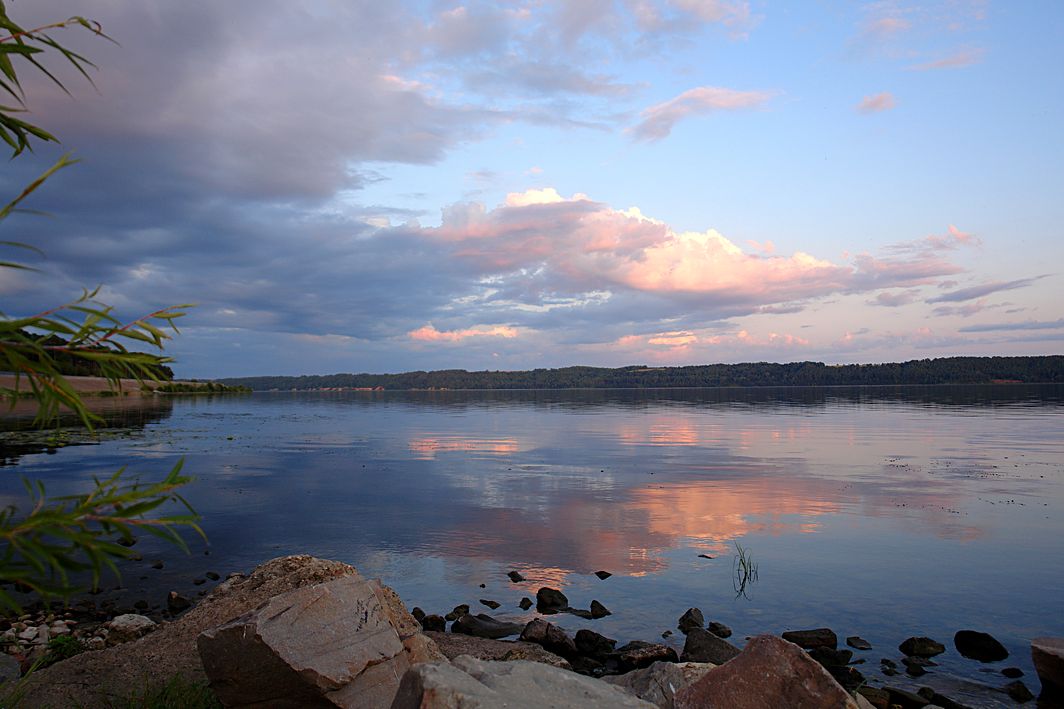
[1,384,1062,690]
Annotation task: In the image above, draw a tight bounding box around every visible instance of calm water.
[3,385,1063,700]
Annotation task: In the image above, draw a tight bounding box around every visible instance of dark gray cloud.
[959,318,1064,333]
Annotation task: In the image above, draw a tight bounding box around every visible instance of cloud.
[927,277,1043,303]
[409,324,519,343]
[856,92,896,114]
[959,319,1064,333]
[869,290,920,307]
[886,225,981,255]
[864,16,912,40]
[632,86,774,141]
[909,47,985,71]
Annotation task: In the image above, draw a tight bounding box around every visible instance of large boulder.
[781,628,837,649]
[198,574,443,708]
[103,614,157,646]
[451,613,524,640]
[390,655,657,708]
[1032,636,1064,700]
[520,618,577,658]
[603,661,715,709]
[898,636,945,657]
[10,555,360,708]
[674,635,860,709]
[680,627,741,665]
[536,587,569,612]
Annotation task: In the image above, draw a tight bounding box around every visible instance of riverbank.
[3,556,1057,708]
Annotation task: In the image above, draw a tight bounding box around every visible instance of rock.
[782,628,837,649]
[899,636,945,657]
[570,655,606,677]
[536,587,568,612]
[594,570,612,580]
[883,686,930,708]
[808,646,853,668]
[445,604,470,622]
[205,571,220,581]
[451,613,524,640]
[1032,636,1064,700]
[590,600,611,619]
[567,608,594,619]
[857,686,890,709]
[421,615,446,632]
[674,635,860,709]
[904,661,927,677]
[104,614,157,646]
[826,664,864,692]
[133,600,149,611]
[697,554,713,559]
[0,653,21,684]
[192,578,206,586]
[953,629,1008,662]
[424,630,571,670]
[677,608,704,635]
[1002,666,1023,678]
[411,607,426,622]
[680,627,741,665]
[604,661,716,709]
[846,636,872,650]
[518,597,533,610]
[166,591,192,613]
[391,655,656,708]
[507,571,525,582]
[479,599,500,610]
[616,642,679,672]
[520,618,577,658]
[575,629,617,657]
[151,560,164,569]
[1005,679,1034,702]
[198,573,444,708]
[707,622,731,639]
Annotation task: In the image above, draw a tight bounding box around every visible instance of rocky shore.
[2,556,1061,708]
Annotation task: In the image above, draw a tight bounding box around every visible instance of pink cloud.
[632,86,774,141]
[869,290,920,307]
[409,324,519,343]
[865,16,912,39]
[909,47,985,71]
[856,92,896,114]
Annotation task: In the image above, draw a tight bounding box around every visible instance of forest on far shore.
[218,355,1064,391]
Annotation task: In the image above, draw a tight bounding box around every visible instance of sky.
[2,1,1062,378]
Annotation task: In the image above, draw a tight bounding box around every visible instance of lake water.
[3,385,1063,702]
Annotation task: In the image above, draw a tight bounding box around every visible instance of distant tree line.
[219,356,1064,391]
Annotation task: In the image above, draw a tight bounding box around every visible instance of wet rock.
[391,655,656,709]
[507,570,525,582]
[423,630,571,670]
[594,570,612,580]
[410,607,426,623]
[1005,679,1034,703]
[520,618,577,658]
[1032,636,1064,700]
[420,614,445,632]
[857,686,890,709]
[708,621,732,639]
[903,657,928,677]
[536,587,568,612]
[846,635,872,650]
[674,635,860,709]
[808,646,853,668]
[205,571,220,581]
[166,591,191,614]
[192,578,206,586]
[604,661,716,709]
[883,686,930,708]
[0,653,20,684]
[899,636,945,657]
[451,613,524,640]
[680,627,741,665]
[826,664,865,692]
[479,599,500,610]
[953,629,1008,662]
[104,614,157,646]
[567,608,593,619]
[518,597,533,610]
[575,628,617,658]
[782,627,837,649]
[150,561,163,570]
[616,642,679,672]
[444,604,470,622]
[570,655,606,677]
[590,600,611,619]
[697,554,713,559]
[198,574,444,708]
[677,608,704,635]
[1002,666,1023,678]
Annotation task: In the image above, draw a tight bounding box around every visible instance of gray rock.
[617,642,679,672]
[590,600,611,619]
[707,621,731,639]
[451,613,524,640]
[520,618,577,658]
[536,587,568,612]
[104,614,157,646]
[680,627,740,665]
[575,629,617,657]
[846,636,872,651]
[391,655,656,708]
[424,631,571,670]
[603,661,715,709]
[677,608,704,635]
[198,574,444,708]
[899,636,945,657]
[1032,636,1064,700]
[781,628,837,649]
[0,653,21,684]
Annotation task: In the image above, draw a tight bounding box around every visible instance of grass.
[732,541,759,599]
[96,676,222,709]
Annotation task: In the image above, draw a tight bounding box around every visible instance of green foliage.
[0,3,202,618]
[41,634,87,668]
[155,381,250,395]
[99,675,223,709]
